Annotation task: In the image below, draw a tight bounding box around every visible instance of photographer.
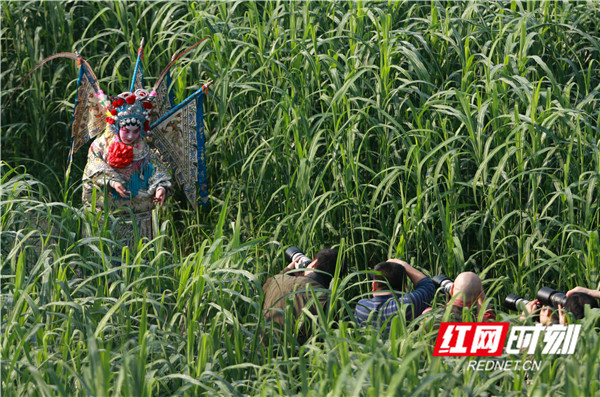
[354,259,435,330]
[262,248,342,344]
[521,287,599,325]
[424,272,495,322]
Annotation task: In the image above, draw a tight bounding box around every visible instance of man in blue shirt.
[354,259,435,330]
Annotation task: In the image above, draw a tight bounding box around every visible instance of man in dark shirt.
[262,248,341,344]
[354,259,435,330]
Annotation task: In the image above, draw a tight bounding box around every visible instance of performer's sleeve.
[147,150,173,195]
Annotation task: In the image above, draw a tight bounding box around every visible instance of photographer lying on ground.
[423,272,495,324]
[354,259,435,331]
[522,287,599,325]
[262,248,344,344]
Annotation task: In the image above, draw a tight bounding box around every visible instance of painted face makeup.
[119,125,141,145]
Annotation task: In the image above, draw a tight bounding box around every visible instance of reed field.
[1,1,600,395]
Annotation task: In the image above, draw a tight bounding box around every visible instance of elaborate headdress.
[7,38,212,207]
[108,89,154,137]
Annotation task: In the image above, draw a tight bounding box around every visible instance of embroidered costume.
[82,120,172,243]
[13,37,212,247]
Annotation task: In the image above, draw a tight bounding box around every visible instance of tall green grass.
[2,1,600,395]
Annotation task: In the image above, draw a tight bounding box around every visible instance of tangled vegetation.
[2,1,599,395]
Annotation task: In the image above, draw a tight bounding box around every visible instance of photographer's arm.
[387,258,426,285]
[567,286,600,299]
[282,256,316,277]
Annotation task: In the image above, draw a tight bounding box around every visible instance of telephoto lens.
[537,287,567,307]
[284,246,313,269]
[504,294,531,311]
[432,274,453,295]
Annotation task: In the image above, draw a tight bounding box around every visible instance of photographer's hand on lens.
[525,300,540,314]
[539,306,554,326]
[520,300,540,321]
[557,304,566,325]
[284,260,302,276]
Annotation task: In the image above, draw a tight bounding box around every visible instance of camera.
[285,246,312,269]
[537,287,567,307]
[432,274,453,295]
[504,294,533,311]
[504,287,567,312]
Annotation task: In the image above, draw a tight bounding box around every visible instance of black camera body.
[432,274,453,295]
[284,246,312,269]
